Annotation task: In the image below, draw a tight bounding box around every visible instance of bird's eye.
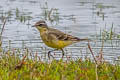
[39,24,42,26]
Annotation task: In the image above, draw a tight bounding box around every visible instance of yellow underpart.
[43,40,72,49]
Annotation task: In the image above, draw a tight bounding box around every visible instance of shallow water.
[0,0,120,62]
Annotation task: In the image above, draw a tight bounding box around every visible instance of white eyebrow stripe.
[40,23,45,24]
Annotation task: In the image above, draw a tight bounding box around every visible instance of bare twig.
[95,65,99,80]
[0,17,7,40]
[15,55,26,70]
[96,33,105,64]
[88,34,105,80]
[88,41,97,64]
[96,40,104,64]
[88,41,99,80]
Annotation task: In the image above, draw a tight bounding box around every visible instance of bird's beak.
[32,25,36,27]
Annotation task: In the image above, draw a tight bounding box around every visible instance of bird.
[32,20,89,59]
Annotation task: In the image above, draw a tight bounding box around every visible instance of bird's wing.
[48,28,87,42]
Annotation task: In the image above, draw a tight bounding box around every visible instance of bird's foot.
[48,51,55,59]
[61,49,65,59]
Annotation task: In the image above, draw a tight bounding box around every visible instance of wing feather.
[48,28,88,42]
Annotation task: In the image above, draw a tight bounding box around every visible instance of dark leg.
[48,49,58,59]
[61,49,64,58]
[48,51,52,59]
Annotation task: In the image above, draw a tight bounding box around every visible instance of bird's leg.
[48,51,52,59]
[61,49,65,59]
[48,49,58,59]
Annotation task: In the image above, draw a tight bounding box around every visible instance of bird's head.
[32,20,48,32]
[32,20,48,28]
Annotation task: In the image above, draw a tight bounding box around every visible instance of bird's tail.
[78,38,90,41]
[74,37,91,42]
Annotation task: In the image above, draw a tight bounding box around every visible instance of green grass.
[0,50,120,80]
